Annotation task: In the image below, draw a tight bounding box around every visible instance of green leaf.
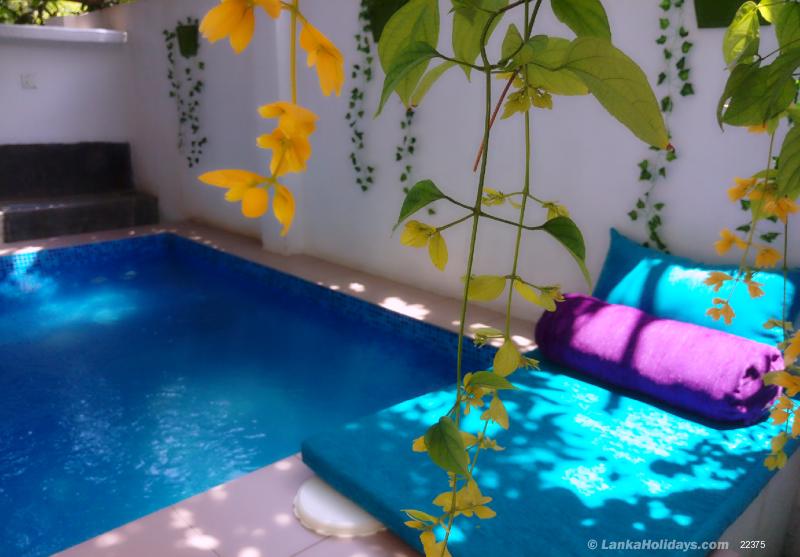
[493,341,521,377]
[778,125,800,200]
[466,371,517,390]
[396,179,446,228]
[428,232,448,271]
[402,509,438,523]
[452,0,508,78]
[723,1,760,66]
[501,23,523,62]
[362,0,411,43]
[717,61,759,127]
[721,50,800,127]
[500,89,531,119]
[377,42,439,116]
[541,216,591,287]
[770,2,800,50]
[523,36,589,96]
[466,275,507,301]
[411,61,455,105]
[377,0,439,109]
[513,279,541,305]
[550,0,611,39]
[561,37,669,148]
[424,416,470,476]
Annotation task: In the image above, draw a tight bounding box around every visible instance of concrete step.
[0,191,158,243]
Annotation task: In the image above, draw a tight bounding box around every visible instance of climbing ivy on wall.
[165,18,208,169]
[397,109,416,187]
[346,1,377,192]
[628,0,695,252]
[345,0,429,213]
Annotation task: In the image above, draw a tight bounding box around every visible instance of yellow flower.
[748,123,768,134]
[745,278,764,299]
[707,298,735,325]
[272,184,296,236]
[481,188,506,206]
[420,532,452,557]
[543,201,570,220]
[755,246,781,268]
[242,187,269,218]
[765,370,800,396]
[765,450,788,470]
[198,169,272,218]
[400,221,435,247]
[300,22,345,96]
[200,0,281,54]
[728,177,756,201]
[199,168,267,199]
[258,101,318,136]
[714,228,747,255]
[704,271,733,292]
[257,127,312,176]
[763,196,799,224]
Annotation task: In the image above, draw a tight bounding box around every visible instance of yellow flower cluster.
[711,146,800,469]
[197,0,344,232]
[715,173,798,269]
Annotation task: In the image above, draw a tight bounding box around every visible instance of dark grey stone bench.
[0,143,158,243]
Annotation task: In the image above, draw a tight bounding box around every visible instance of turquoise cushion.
[302,351,798,557]
[593,229,800,346]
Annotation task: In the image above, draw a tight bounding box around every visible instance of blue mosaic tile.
[166,234,495,371]
[0,234,169,281]
[0,232,495,372]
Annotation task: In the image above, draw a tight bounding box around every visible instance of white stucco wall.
[30,0,800,317]
[0,27,128,145]
[294,0,798,318]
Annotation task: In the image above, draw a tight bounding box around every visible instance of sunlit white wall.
[295,0,798,318]
[62,0,280,237]
[55,0,800,319]
[0,33,127,144]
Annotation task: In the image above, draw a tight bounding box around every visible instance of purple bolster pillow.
[534,294,784,425]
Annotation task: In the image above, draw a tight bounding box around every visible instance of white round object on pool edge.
[293,476,386,537]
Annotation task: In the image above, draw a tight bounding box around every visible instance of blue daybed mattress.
[301,350,798,557]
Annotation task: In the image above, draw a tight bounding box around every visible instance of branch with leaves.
[708,0,800,470]
[375,0,669,555]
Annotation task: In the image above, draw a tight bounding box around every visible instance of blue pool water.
[0,234,469,557]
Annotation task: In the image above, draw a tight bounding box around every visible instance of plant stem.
[725,130,776,305]
[504,85,533,337]
[782,219,789,345]
[290,0,298,104]
[471,0,543,172]
[439,7,507,554]
[472,74,516,172]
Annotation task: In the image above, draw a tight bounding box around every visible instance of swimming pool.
[0,234,481,557]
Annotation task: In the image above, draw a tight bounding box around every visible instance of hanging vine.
[165,18,208,169]
[708,0,800,471]
[397,108,430,214]
[627,0,694,252]
[347,0,431,213]
[346,1,377,192]
[376,1,671,554]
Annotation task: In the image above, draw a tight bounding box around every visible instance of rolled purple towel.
[534,293,784,425]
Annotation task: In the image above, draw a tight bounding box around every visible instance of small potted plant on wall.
[176,19,199,58]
